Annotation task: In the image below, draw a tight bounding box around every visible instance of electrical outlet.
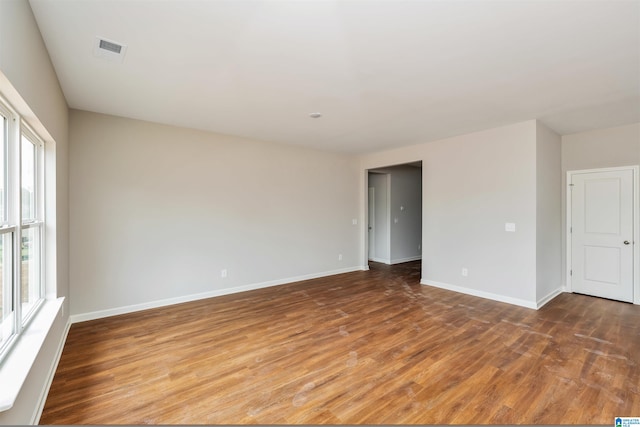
[418,244,421,251]
[338,254,343,261]
[352,219,357,225]
[221,269,228,278]
[461,268,468,277]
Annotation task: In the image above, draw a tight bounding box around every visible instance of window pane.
[21,226,40,321]
[21,136,36,221]
[0,232,14,352]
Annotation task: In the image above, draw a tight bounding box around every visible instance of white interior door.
[570,168,634,302]
[368,187,375,260]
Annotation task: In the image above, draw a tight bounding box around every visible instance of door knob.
[624,241,630,245]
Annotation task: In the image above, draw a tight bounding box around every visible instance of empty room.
[0,0,639,424]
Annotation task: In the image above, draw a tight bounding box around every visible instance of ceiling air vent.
[93,37,127,63]
[99,39,122,54]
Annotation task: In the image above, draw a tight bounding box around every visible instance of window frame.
[20,124,45,325]
[0,95,46,364]
[0,99,16,359]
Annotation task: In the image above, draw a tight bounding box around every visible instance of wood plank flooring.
[40,261,640,424]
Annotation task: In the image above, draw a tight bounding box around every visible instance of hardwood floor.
[41,261,640,424]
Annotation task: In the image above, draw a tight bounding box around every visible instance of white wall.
[368,173,389,262]
[421,122,538,304]
[361,121,540,307]
[389,165,421,263]
[562,123,640,171]
[69,110,361,318]
[535,122,562,304]
[0,1,68,145]
[560,122,640,287]
[0,0,69,424]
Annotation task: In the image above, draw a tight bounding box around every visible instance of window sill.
[0,297,65,412]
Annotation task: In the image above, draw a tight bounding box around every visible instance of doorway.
[367,162,422,266]
[567,166,639,303]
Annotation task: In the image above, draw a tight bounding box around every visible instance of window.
[21,129,44,322]
[0,98,45,362]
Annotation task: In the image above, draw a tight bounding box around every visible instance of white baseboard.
[369,257,391,264]
[369,256,421,265]
[420,279,538,309]
[31,317,71,425]
[391,256,422,265]
[71,266,364,323]
[536,287,564,309]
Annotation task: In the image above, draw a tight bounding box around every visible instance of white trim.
[566,170,572,293]
[21,221,43,229]
[385,174,391,265]
[368,186,375,261]
[635,166,640,305]
[31,317,70,424]
[368,257,391,264]
[0,298,64,412]
[536,287,564,309]
[566,165,640,305]
[363,172,370,270]
[390,256,422,265]
[368,256,421,265]
[0,91,49,367]
[71,266,363,323]
[420,279,538,309]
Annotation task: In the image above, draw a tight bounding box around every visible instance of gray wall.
[361,120,547,307]
[69,110,361,318]
[0,0,69,424]
[389,165,422,263]
[420,122,538,304]
[536,122,562,302]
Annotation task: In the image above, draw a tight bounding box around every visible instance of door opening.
[367,162,422,267]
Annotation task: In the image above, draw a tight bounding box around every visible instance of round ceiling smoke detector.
[309,112,322,118]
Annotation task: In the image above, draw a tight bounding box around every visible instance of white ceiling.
[29,0,640,153]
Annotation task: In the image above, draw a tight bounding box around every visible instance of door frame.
[367,171,391,264]
[368,186,375,260]
[566,165,640,305]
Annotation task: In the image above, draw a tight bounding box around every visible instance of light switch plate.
[505,222,516,232]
